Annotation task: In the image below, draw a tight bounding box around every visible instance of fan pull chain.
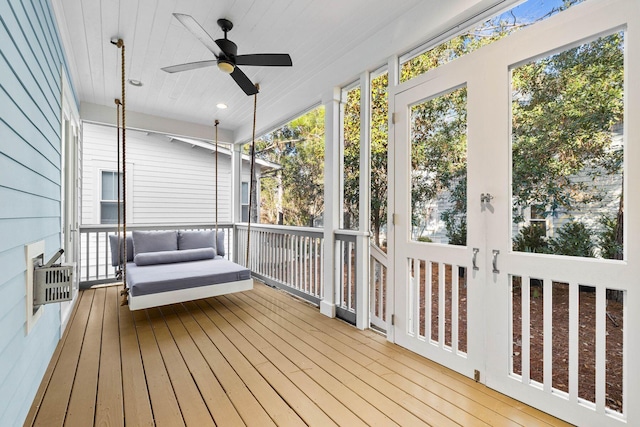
[246,84,259,266]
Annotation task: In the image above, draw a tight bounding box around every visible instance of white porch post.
[386,54,399,342]
[321,88,341,318]
[355,71,371,329]
[231,143,243,263]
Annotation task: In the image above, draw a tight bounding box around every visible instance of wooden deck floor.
[25,282,572,427]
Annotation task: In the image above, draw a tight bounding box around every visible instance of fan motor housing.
[216,38,237,59]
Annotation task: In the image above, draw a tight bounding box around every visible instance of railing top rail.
[335,229,370,238]
[235,222,323,237]
[80,223,235,232]
[370,243,388,266]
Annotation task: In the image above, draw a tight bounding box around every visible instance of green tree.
[410,87,467,243]
[396,0,623,253]
[343,88,360,230]
[253,107,325,227]
[511,32,624,220]
[370,72,389,248]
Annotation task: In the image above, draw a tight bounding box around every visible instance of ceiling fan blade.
[173,13,220,57]
[236,53,292,67]
[161,60,218,73]
[230,67,259,96]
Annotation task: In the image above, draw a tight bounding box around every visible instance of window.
[370,69,388,249]
[341,84,360,231]
[529,206,547,235]
[241,181,249,222]
[249,105,325,227]
[400,0,586,83]
[100,171,123,224]
[511,31,624,259]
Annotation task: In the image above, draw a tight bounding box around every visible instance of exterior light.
[128,79,143,87]
[216,103,228,109]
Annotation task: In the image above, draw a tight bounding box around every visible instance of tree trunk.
[608,188,624,302]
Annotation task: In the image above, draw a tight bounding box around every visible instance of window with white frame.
[529,205,547,235]
[241,181,249,222]
[100,170,123,224]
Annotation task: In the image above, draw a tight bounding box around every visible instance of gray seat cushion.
[126,258,251,297]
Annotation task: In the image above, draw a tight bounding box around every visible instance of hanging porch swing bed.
[109,230,253,310]
[110,38,261,311]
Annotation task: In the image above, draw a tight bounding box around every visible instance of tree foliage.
[370,72,389,247]
[399,0,623,252]
[343,87,361,229]
[512,32,624,219]
[253,106,325,227]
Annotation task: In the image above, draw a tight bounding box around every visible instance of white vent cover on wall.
[34,264,74,306]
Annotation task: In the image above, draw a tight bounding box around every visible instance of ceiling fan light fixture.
[217,60,234,74]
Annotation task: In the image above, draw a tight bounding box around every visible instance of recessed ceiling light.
[128,79,143,87]
[216,103,228,109]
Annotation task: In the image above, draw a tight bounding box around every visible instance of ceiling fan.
[161,14,292,96]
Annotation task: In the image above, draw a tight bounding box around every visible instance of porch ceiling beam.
[80,102,235,144]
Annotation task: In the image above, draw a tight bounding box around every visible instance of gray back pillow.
[132,230,178,257]
[178,230,225,256]
[178,230,215,250]
[108,234,134,266]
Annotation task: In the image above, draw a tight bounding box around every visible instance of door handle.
[472,248,479,271]
[492,250,500,273]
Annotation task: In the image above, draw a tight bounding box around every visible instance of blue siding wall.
[0,0,75,425]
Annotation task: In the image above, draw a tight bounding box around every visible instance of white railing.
[335,231,357,324]
[80,222,388,333]
[370,243,388,331]
[235,223,324,305]
[79,223,234,286]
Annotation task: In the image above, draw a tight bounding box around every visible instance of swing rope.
[115,98,122,280]
[214,119,219,244]
[114,38,128,305]
[246,85,258,266]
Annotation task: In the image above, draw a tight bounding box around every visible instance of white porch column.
[231,143,243,263]
[355,71,371,329]
[321,88,341,318]
[386,54,399,342]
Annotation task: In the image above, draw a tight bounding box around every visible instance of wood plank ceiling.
[52,0,505,143]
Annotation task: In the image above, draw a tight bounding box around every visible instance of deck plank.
[132,309,185,427]
[24,288,82,427]
[195,298,338,426]
[94,286,124,427]
[64,287,106,427]
[157,305,246,427]
[146,307,215,427]
[239,289,489,426]
[208,296,371,427]
[118,293,154,426]
[32,290,95,427]
[27,283,572,427]
[251,283,572,427]
[224,292,448,427]
[219,293,411,427]
[171,302,279,427]
[184,299,305,427]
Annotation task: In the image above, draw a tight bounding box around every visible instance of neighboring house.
[82,122,279,226]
